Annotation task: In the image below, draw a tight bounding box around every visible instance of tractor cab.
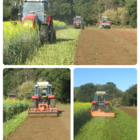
[100,16,111,23]
[92,91,110,111]
[22,0,51,23]
[94,91,108,102]
[33,82,54,102]
[7,93,17,100]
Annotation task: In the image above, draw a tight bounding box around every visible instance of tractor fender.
[48,95,55,99]
[32,95,38,99]
[46,15,52,26]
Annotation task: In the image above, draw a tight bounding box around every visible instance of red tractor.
[73,16,84,29]
[99,16,111,29]
[28,81,58,115]
[13,0,56,44]
[6,93,17,100]
[90,91,115,117]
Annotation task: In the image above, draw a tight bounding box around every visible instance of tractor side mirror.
[13,1,17,7]
[32,88,35,92]
[48,2,52,8]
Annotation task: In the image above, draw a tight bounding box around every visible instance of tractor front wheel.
[40,24,48,44]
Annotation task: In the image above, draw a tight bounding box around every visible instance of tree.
[76,83,96,102]
[122,84,137,106]
[126,0,137,28]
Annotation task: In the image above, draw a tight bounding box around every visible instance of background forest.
[3,68,70,103]
[3,0,137,27]
[74,82,137,106]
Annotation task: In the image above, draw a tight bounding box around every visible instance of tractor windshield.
[39,87,52,96]
[22,2,48,22]
[8,95,17,98]
[94,94,108,101]
[75,18,81,22]
[101,17,110,22]
[98,94,108,101]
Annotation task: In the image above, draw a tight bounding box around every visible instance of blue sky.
[74,68,137,92]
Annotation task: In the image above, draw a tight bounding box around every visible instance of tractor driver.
[100,96,104,101]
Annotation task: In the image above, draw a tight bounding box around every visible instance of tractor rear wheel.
[49,19,53,41]
[53,29,56,40]
[105,104,110,112]
[50,98,55,108]
[32,99,38,108]
[91,104,96,111]
[40,24,48,44]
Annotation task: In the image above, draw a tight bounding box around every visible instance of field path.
[4,108,70,140]
[74,28,137,65]
[119,106,137,119]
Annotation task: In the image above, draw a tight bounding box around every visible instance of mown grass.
[24,28,81,65]
[74,106,137,140]
[3,110,28,138]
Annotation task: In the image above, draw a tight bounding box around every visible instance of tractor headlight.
[23,19,33,28]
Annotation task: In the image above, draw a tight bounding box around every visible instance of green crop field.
[74,102,137,140]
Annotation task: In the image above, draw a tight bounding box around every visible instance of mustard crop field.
[3,20,71,65]
[3,99,31,122]
[74,102,137,140]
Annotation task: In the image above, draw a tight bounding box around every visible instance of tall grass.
[53,20,67,30]
[74,102,91,133]
[3,20,67,65]
[3,21,41,65]
[3,99,31,122]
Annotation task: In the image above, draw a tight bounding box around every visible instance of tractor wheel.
[105,104,110,112]
[50,98,55,108]
[53,29,56,40]
[40,24,48,44]
[32,99,38,108]
[49,19,53,41]
[91,104,96,111]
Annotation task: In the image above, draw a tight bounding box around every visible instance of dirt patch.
[4,108,70,140]
[74,28,137,65]
[119,106,137,119]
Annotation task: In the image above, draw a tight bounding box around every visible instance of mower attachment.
[90,109,115,117]
[28,103,58,115]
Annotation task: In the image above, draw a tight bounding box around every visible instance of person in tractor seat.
[99,96,104,101]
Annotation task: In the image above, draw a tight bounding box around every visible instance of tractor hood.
[23,14,38,28]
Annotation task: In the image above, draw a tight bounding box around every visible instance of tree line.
[3,0,137,27]
[3,68,70,103]
[74,82,137,106]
